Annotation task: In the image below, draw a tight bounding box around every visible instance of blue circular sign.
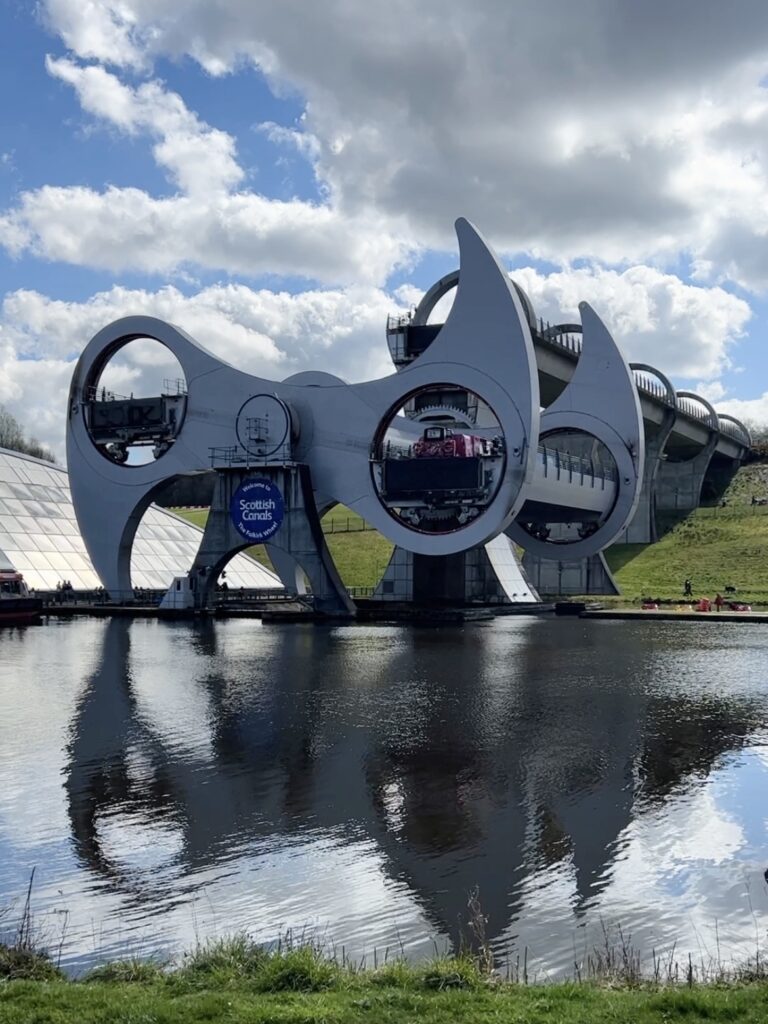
[230,477,285,542]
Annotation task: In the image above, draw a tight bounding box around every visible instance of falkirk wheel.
[66,218,644,615]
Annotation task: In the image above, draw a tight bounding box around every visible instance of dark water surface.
[2,616,768,976]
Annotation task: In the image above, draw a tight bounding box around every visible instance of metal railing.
[677,396,711,425]
[538,319,583,355]
[162,378,188,396]
[630,369,671,404]
[387,313,413,331]
[39,587,295,609]
[719,419,752,446]
[322,517,376,535]
[536,444,617,487]
[208,445,292,468]
[215,588,295,606]
[84,385,128,402]
[40,588,165,607]
[84,380,188,402]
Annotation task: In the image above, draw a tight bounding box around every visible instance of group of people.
[642,583,748,612]
[54,579,75,602]
[681,579,748,612]
[48,582,111,604]
[696,594,745,613]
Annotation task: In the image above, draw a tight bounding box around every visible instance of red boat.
[0,568,43,625]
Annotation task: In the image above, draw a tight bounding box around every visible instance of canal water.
[1,616,768,977]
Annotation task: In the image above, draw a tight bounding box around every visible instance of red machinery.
[413,425,491,459]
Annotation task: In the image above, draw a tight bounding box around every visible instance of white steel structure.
[64,219,655,613]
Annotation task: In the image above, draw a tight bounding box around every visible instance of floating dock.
[41,601,555,625]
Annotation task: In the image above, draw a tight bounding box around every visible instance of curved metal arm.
[716,413,752,447]
[412,270,459,326]
[630,362,678,408]
[676,390,720,433]
[506,302,645,560]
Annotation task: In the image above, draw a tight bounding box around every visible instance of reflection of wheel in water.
[371,384,508,536]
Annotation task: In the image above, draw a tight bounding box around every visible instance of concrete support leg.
[655,434,717,537]
[191,465,355,617]
[263,546,308,598]
[620,420,675,544]
[373,546,413,601]
[521,550,619,597]
[700,455,740,506]
[373,536,539,604]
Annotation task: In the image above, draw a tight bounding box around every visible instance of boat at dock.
[0,567,43,625]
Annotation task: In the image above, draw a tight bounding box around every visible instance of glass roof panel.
[0,450,281,592]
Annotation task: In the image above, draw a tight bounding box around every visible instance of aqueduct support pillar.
[373,535,539,604]
[521,551,619,597]
[621,417,677,544]
[191,465,355,617]
[654,437,718,537]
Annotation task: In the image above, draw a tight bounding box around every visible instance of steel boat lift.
[66,219,644,613]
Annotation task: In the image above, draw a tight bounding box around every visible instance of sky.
[2,0,768,459]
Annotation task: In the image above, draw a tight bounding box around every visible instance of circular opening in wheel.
[84,338,188,466]
[370,383,507,535]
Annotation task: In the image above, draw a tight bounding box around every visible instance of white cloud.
[513,265,752,381]
[400,265,752,382]
[46,56,244,194]
[712,394,768,431]
[693,380,728,404]
[0,281,403,459]
[0,54,416,287]
[0,185,415,285]
[41,0,150,69]
[35,0,768,289]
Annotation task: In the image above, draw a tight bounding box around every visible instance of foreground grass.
[323,507,393,591]
[4,926,768,1022]
[4,973,768,1023]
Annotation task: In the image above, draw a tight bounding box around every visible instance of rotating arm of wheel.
[505,302,644,560]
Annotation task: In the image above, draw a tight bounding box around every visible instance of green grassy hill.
[605,462,768,602]
[172,463,768,601]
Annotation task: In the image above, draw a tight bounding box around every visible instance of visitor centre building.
[0,447,281,594]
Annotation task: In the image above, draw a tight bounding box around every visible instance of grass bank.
[606,463,768,602]
[3,937,768,1023]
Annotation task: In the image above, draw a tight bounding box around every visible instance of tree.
[0,405,56,463]
[743,418,768,443]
